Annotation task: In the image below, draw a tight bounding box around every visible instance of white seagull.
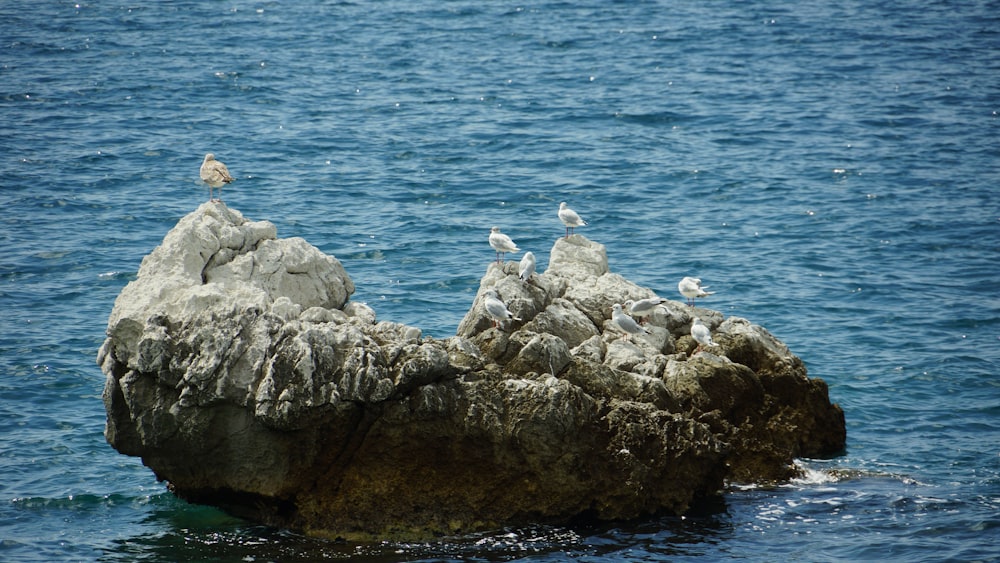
[519,251,536,283]
[484,290,521,329]
[624,297,668,324]
[199,153,234,202]
[489,226,520,263]
[678,276,714,306]
[690,317,719,354]
[611,303,650,342]
[558,202,587,238]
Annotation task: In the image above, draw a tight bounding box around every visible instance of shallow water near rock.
[2,0,999,561]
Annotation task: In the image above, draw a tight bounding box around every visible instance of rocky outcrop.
[99,203,845,540]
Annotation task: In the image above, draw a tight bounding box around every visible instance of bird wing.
[201,161,233,184]
[636,297,666,310]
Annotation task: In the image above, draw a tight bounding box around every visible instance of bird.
[558,201,587,238]
[519,251,536,283]
[489,226,520,263]
[199,153,234,202]
[678,276,714,306]
[483,289,521,329]
[690,317,719,354]
[611,303,650,342]
[624,297,668,324]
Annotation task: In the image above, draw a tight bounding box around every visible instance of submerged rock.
[99,203,846,540]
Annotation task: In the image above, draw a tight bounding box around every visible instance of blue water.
[2,1,998,560]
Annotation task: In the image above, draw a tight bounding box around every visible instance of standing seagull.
[200,153,234,202]
[489,226,520,264]
[678,276,714,306]
[519,251,536,284]
[483,289,521,329]
[624,297,668,324]
[690,317,718,355]
[611,303,650,342]
[558,202,587,239]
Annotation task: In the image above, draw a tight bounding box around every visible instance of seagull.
[690,317,719,354]
[624,297,668,324]
[611,303,650,342]
[489,226,520,263]
[558,202,587,239]
[483,289,521,329]
[519,251,536,283]
[199,153,234,202]
[678,276,714,306]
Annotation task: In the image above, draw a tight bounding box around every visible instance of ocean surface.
[2,0,998,560]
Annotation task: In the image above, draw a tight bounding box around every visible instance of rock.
[522,298,599,350]
[99,203,846,540]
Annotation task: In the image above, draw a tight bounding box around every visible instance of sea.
[2,1,998,561]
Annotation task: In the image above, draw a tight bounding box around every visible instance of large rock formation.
[99,203,845,540]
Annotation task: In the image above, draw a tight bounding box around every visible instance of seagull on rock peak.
[558,202,587,239]
[199,153,234,202]
[489,226,520,264]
